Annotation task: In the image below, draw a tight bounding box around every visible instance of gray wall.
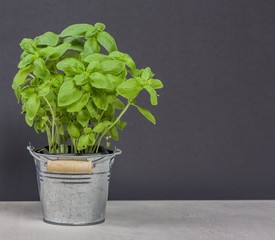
[1,0,275,200]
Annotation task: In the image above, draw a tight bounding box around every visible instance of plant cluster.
[12,23,163,154]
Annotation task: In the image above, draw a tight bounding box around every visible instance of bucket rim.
[27,145,122,162]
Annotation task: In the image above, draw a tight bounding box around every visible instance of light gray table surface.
[0,201,274,240]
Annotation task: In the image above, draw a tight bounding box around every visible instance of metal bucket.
[27,146,121,226]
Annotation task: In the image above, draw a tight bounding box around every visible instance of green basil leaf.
[86,101,99,118]
[148,79,164,89]
[38,46,56,58]
[44,91,56,104]
[60,24,94,37]
[92,89,108,110]
[26,94,40,120]
[89,132,95,145]
[74,73,89,86]
[112,98,125,110]
[67,93,90,112]
[109,126,119,141]
[104,104,115,119]
[63,37,84,51]
[144,85,158,105]
[98,60,125,75]
[116,78,142,99]
[84,127,92,134]
[42,115,49,121]
[18,54,36,68]
[77,134,89,150]
[87,61,99,72]
[83,38,100,58]
[85,27,98,38]
[136,106,156,124]
[106,93,116,103]
[57,80,82,106]
[81,83,92,92]
[55,43,72,57]
[25,113,34,127]
[37,108,45,117]
[130,68,142,77]
[56,58,85,75]
[33,58,51,80]
[84,53,110,63]
[58,125,65,136]
[51,75,63,88]
[109,51,136,69]
[67,123,80,138]
[20,86,35,99]
[90,72,115,90]
[97,32,117,53]
[37,82,50,96]
[136,76,147,86]
[20,51,29,60]
[49,43,71,60]
[94,22,106,32]
[141,67,154,80]
[35,32,59,46]
[117,68,127,80]
[61,51,81,60]
[107,74,123,88]
[34,121,40,133]
[117,120,127,130]
[20,38,36,53]
[38,116,49,132]
[12,65,32,90]
[93,120,112,133]
[76,110,90,127]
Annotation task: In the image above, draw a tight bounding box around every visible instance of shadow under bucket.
[27,146,122,226]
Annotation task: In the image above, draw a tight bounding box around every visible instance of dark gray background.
[1,0,275,200]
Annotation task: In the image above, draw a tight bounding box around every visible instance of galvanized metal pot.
[27,146,121,226]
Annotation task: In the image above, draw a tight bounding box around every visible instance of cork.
[47,160,92,174]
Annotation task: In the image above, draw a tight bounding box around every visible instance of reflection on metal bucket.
[27,146,122,226]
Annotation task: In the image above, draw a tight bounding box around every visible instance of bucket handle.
[27,145,41,161]
[114,148,122,156]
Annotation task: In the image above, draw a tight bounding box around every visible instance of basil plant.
[12,23,163,154]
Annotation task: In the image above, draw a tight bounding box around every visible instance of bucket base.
[43,218,105,226]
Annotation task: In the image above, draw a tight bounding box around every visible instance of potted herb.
[12,23,163,225]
